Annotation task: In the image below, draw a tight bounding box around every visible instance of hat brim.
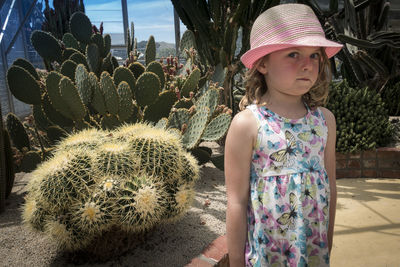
[241,36,343,69]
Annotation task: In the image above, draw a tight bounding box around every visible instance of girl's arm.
[225,110,257,267]
[320,107,337,255]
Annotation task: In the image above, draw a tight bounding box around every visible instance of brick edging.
[186,235,228,267]
[336,147,400,178]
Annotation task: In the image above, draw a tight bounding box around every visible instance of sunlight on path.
[331,178,400,267]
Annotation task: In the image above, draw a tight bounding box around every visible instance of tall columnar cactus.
[22,123,199,258]
[42,0,85,40]
[171,0,279,113]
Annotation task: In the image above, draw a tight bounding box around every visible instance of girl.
[225,4,343,267]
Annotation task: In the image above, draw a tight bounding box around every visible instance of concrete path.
[330,178,400,267]
[189,178,400,267]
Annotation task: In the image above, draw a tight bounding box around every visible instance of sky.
[83,0,186,44]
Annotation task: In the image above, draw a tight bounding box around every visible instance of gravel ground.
[0,144,227,267]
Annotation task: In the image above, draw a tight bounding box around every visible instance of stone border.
[186,235,228,267]
[336,147,400,178]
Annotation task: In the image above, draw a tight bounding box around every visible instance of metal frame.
[121,0,128,46]
[0,81,6,213]
[0,0,37,115]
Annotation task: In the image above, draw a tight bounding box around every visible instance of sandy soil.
[0,144,227,267]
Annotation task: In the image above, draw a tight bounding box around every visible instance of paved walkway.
[330,178,400,267]
[189,178,400,267]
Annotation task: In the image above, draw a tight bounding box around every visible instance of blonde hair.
[239,48,332,110]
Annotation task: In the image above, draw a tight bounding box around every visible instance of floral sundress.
[245,104,330,267]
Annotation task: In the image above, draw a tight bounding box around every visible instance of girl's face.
[257,46,321,98]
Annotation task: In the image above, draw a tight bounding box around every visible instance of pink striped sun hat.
[241,4,343,69]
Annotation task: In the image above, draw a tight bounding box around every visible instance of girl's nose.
[301,57,313,71]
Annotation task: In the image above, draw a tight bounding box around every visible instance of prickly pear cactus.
[22,123,199,259]
[5,113,31,152]
[326,80,393,153]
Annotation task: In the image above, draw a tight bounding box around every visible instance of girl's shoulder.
[317,106,336,129]
[228,109,259,143]
[231,108,258,130]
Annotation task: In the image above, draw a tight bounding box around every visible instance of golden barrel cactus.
[22,123,199,258]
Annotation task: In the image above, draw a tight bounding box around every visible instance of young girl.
[225,4,343,267]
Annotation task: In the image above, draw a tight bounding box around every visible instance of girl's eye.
[288,52,298,58]
[311,53,321,59]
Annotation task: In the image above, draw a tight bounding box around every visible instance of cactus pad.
[70,12,92,44]
[91,34,104,56]
[20,151,42,173]
[145,35,156,66]
[42,93,74,127]
[173,98,194,109]
[30,30,62,63]
[113,66,136,95]
[63,48,80,62]
[146,61,165,89]
[128,62,145,79]
[12,58,39,80]
[46,126,68,145]
[5,113,31,151]
[59,76,87,121]
[181,68,201,97]
[180,30,197,52]
[6,65,42,105]
[143,90,177,123]
[86,43,100,74]
[101,114,121,130]
[167,108,190,130]
[196,88,219,117]
[103,34,112,58]
[46,71,72,118]
[202,113,231,141]
[100,72,120,115]
[101,53,114,75]
[112,56,119,69]
[155,118,168,129]
[90,73,107,115]
[69,51,89,69]
[181,107,210,149]
[63,33,80,50]
[60,60,78,80]
[117,81,134,121]
[33,104,53,131]
[75,64,92,105]
[134,72,160,107]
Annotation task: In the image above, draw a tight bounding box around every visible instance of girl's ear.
[256,57,268,75]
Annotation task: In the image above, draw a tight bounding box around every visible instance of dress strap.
[246,104,263,129]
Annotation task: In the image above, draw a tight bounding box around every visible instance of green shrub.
[326,80,393,153]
